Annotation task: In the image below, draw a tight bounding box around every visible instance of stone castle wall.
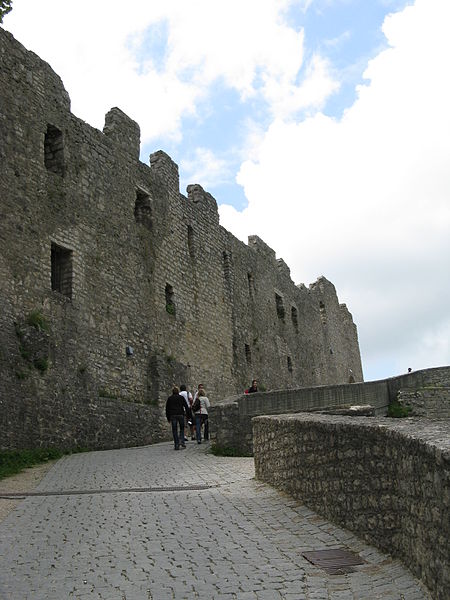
[0,29,362,450]
[253,413,449,600]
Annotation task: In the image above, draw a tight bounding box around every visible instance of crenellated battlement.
[103,107,140,161]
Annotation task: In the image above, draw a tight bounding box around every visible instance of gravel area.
[0,461,58,523]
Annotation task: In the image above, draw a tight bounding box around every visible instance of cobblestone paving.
[0,442,431,600]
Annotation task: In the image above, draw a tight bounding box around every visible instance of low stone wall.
[210,379,389,453]
[209,366,450,454]
[253,413,449,600]
[397,388,450,419]
[0,394,165,451]
[387,366,450,400]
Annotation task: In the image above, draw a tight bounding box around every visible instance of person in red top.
[247,379,258,393]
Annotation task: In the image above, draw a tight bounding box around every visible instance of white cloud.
[5,0,330,144]
[181,148,232,189]
[219,0,450,379]
[262,54,340,118]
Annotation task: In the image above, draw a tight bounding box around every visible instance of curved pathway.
[0,442,430,599]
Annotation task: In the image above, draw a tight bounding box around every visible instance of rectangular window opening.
[247,273,255,298]
[223,251,232,290]
[187,225,195,259]
[51,243,73,299]
[275,293,285,321]
[287,356,293,372]
[165,283,176,315]
[245,344,252,365]
[291,306,299,333]
[44,124,65,176]
[135,188,152,230]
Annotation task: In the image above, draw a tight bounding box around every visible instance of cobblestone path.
[0,442,431,600]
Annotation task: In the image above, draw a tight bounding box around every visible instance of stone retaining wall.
[253,413,449,600]
[0,393,162,451]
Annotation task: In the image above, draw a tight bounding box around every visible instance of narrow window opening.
[44,124,65,176]
[245,344,252,365]
[223,251,232,289]
[51,243,73,299]
[247,273,255,299]
[187,225,195,259]
[319,301,327,324]
[291,306,299,333]
[287,356,293,372]
[135,188,152,230]
[165,283,175,315]
[275,293,285,321]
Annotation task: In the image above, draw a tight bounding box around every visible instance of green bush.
[388,402,412,418]
[210,444,253,458]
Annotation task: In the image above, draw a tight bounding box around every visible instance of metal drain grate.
[302,548,365,575]
[0,484,214,499]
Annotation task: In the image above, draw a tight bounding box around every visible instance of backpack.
[192,397,201,412]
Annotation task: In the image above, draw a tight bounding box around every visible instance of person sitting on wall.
[165,386,186,451]
[245,379,258,394]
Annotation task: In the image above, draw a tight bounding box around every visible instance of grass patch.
[26,309,50,332]
[33,357,49,373]
[0,447,89,480]
[98,388,117,399]
[165,303,175,315]
[210,444,253,458]
[388,402,412,418]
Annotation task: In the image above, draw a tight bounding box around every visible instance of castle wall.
[0,29,362,450]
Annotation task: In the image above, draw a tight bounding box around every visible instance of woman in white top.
[193,389,210,444]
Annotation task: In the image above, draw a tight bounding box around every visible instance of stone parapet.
[210,366,450,455]
[210,379,389,454]
[253,413,449,600]
[397,387,450,419]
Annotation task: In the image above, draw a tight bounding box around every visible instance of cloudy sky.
[4,0,449,382]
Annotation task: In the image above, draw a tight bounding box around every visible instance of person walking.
[165,386,186,450]
[179,384,193,441]
[193,383,205,402]
[193,388,210,444]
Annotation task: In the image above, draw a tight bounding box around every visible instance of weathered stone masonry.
[0,29,362,450]
[253,413,449,600]
[210,365,450,454]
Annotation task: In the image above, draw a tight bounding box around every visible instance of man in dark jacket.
[166,386,186,450]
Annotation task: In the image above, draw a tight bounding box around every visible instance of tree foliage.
[0,0,13,24]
